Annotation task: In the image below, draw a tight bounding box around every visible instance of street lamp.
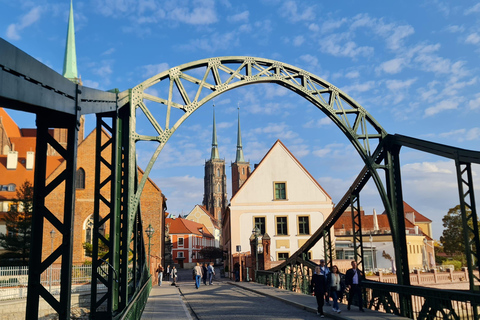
[252,227,260,280]
[145,224,155,270]
[49,229,55,292]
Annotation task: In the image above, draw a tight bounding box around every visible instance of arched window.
[217,168,220,177]
[217,184,220,192]
[76,168,85,189]
[242,167,245,175]
[85,216,93,244]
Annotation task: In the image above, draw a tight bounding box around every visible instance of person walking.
[311,266,327,317]
[329,265,343,313]
[170,265,178,285]
[156,264,164,286]
[165,265,170,282]
[345,261,364,312]
[207,262,215,285]
[193,263,203,289]
[202,263,208,285]
[319,259,330,306]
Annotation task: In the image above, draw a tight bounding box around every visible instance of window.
[278,252,289,260]
[7,184,15,192]
[217,168,220,177]
[85,216,93,244]
[178,251,184,258]
[274,182,286,200]
[254,217,266,235]
[242,168,245,175]
[298,216,310,235]
[276,216,288,235]
[178,237,184,247]
[76,168,85,189]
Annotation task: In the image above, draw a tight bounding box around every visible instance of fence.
[0,265,108,301]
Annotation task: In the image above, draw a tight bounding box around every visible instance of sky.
[1,0,480,240]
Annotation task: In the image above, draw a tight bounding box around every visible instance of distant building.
[223,140,334,272]
[166,217,215,269]
[333,202,435,272]
[185,204,221,247]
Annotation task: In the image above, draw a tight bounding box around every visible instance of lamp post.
[369,233,374,272]
[49,229,55,292]
[145,224,155,271]
[252,227,260,281]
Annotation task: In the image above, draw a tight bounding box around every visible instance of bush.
[443,260,462,271]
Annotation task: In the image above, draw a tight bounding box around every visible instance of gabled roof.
[232,139,331,201]
[403,202,432,222]
[0,108,22,138]
[166,217,213,238]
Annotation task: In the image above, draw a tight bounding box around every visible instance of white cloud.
[303,117,332,128]
[228,10,249,23]
[469,94,480,110]
[319,33,374,59]
[186,31,238,52]
[5,6,42,40]
[280,1,315,22]
[385,25,415,50]
[293,35,305,47]
[142,63,169,78]
[445,25,465,33]
[424,99,459,117]
[102,48,116,55]
[378,58,406,74]
[312,143,346,158]
[345,71,360,79]
[465,33,480,45]
[308,23,320,32]
[437,127,480,142]
[320,18,348,34]
[299,54,318,66]
[168,0,218,25]
[342,81,376,93]
[465,3,480,15]
[386,78,416,91]
[82,79,100,89]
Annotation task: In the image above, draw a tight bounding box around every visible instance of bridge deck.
[142,272,409,320]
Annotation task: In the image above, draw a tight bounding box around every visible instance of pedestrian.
[311,266,327,317]
[234,262,240,282]
[193,263,203,289]
[165,265,170,281]
[202,263,208,285]
[207,262,215,285]
[329,265,343,313]
[319,259,330,306]
[156,264,164,286]
[345,260,364,312]
[171,265,178,285]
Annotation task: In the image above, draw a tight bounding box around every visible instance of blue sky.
[1,0,480,240]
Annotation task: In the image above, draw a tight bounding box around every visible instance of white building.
[224,140,334,265]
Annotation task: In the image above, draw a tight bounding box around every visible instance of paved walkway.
[142,276,410,319]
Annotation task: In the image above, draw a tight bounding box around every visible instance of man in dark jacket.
[311,266,327,317]
[345,260,364,312]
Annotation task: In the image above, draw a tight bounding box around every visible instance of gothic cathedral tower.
[231,109,250,197]
[203,109,227,221]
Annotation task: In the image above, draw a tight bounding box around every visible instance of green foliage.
[0,181,34,266]
[82,234,110,258]
[199,246,223,261]
[442,259,462,271]
[440,205,467,256]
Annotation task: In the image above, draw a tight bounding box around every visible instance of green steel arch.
[125,56,408,284]
[130,56,388,209]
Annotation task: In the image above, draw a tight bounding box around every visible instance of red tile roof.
[402,202,432,222]
[166,217,213,238]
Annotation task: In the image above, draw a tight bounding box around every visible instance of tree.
[0,181,34,266]
[199,246,223,261]
[439,204,480,266]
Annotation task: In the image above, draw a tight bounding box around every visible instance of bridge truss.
[1,37,480,319]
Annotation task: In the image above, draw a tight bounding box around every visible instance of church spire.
[210,106,220,160]
[235,107,245,162]
[62,0,79,83]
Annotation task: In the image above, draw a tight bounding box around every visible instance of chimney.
[6,151,18,170]
[26,151,34,170]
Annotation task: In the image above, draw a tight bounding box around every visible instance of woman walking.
[330,265,343,313]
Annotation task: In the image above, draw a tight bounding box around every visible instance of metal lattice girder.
[323,229,334,267]
[455,160,480,292]
[26,111,79,320]
[350,194,365,272]
[91,112,121,319]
